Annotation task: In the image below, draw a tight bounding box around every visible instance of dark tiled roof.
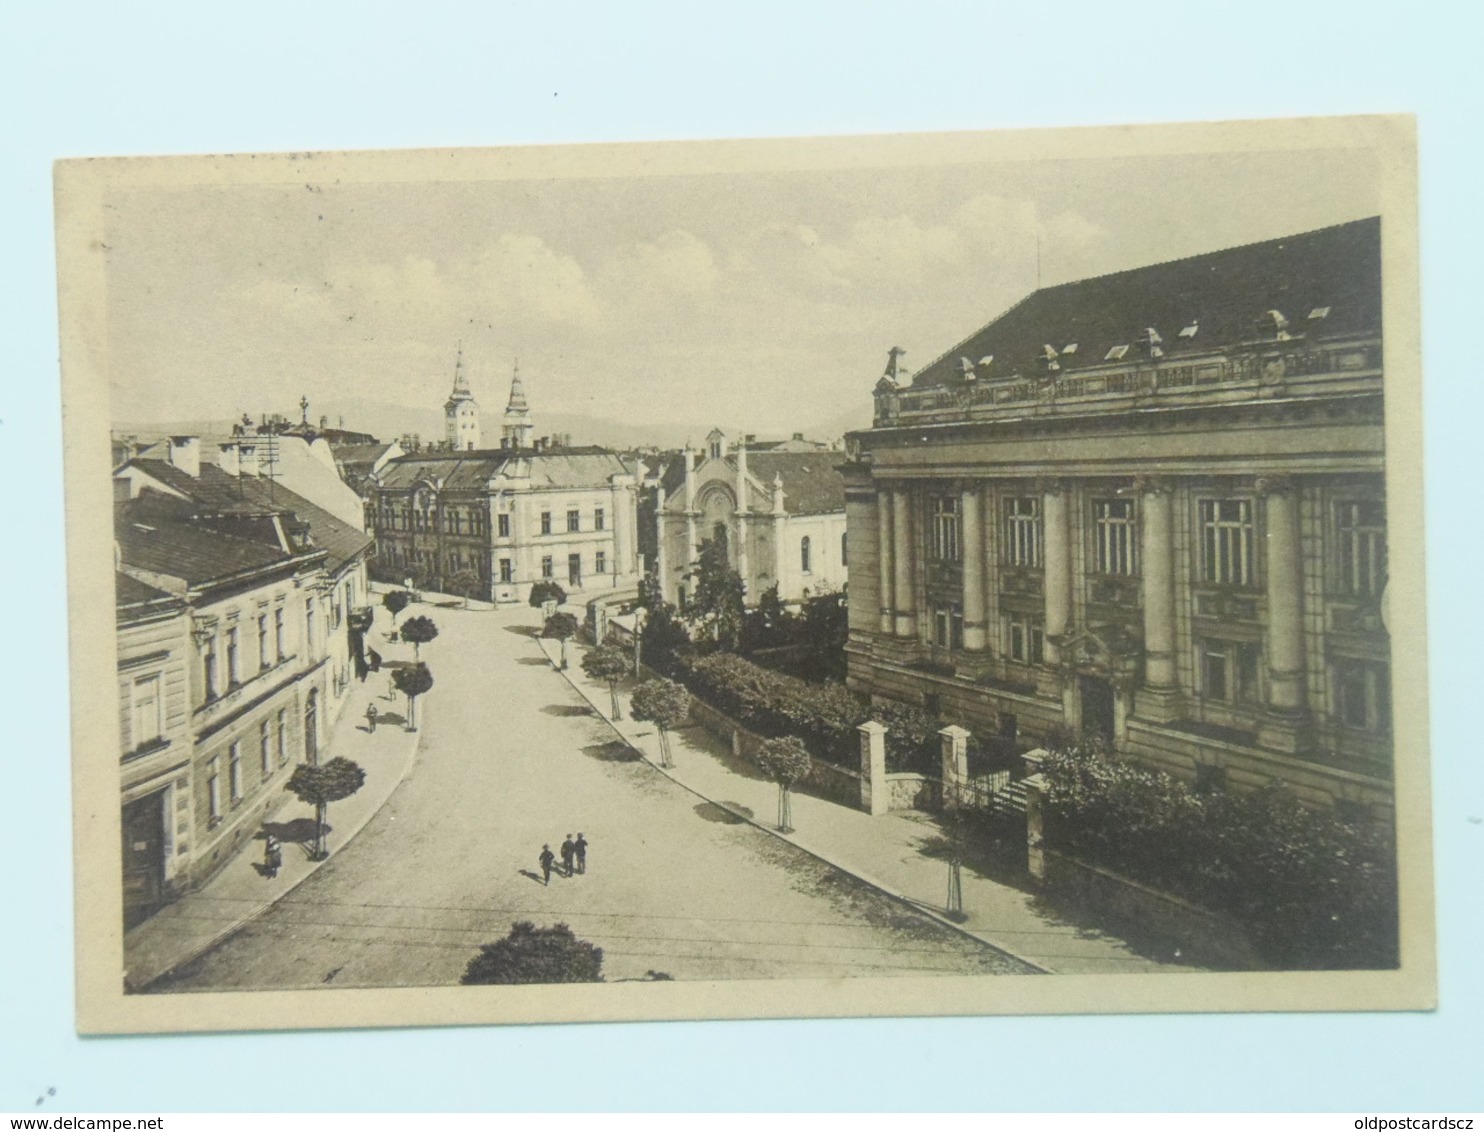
[909,217,1382,390]
[116,495,302,586]
[745,451,846,515]
[332,441,397,468]
[377,448,628,493]
[115,572,183,620]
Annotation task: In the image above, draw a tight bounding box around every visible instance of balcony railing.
[874,339,1382,426]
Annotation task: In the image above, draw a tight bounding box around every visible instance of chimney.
[792,432,804,442]
[167,436,200,478]
[239,444,260,477]
[319,414,329,430]
[218,443,240,477]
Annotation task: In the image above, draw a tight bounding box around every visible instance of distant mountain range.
[117,394,870,454]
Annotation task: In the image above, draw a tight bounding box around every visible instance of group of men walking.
[538,833,588,885]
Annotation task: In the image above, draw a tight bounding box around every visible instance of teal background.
[2,0,1479,1112]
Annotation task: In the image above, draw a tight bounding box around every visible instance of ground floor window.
[1200,639,1260,704]
[595,550,607,574]
[229,742,243,804]
[1334,658,1391,732]
[1007,613,1044,664]
[541,556,554,578]
[206,757,221,826]
[499,558,514,583]
[259,719,272,778]
[568,553,582,587]
[931,604,963,650]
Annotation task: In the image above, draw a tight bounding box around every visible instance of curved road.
[157,601,1030,990]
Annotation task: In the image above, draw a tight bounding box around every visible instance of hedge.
[1040,739,1399,970]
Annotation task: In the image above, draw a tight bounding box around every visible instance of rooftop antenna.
[299,394,310,426]
[261,427,280,505]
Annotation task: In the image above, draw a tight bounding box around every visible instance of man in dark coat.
[560,835,576,878]
[539,844,555,886]
[574,833,588,875]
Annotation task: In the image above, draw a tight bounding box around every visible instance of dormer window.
[1179,321,1199,339]
[1061,342,1078,356]
[1104,344,1129,361]
[1308,306,1331,321]
[1139,327,1164,358]
[977,355,994,372]
[1039,344,1061,373]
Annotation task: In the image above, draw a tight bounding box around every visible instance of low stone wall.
[886,772,936,811]
[1043,848,1266,971]
[685,694,862,809]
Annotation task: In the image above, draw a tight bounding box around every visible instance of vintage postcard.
[56,114,1432,1034]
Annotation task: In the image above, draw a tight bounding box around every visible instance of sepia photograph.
[55,114,1431,1034]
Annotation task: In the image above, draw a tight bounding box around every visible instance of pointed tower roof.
[445,343,476,406]
[505,360,530,415]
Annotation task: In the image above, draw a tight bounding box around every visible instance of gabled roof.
[908,217,1382,390]
[116,493,305,587]
[657,450,845,516]
[376,448,628,493]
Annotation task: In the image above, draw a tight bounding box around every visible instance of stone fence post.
[858,721,888,816]
[1022,749,1050,884]
[938,725,970,810]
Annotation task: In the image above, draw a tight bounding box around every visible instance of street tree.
[285,756,367,860]
[528,580,567,611]
[629,677,690,768]
[399,614,440,658]
[757,735,812,834]
[543,611,580,670]
[639,601,690,675]
[391,661,435,729]
[446,569,482,608]
[460,922,604,985]
[382,589,412,625]
[581,643,631,720]
[686,536,745,649]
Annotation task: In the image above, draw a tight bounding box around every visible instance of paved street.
[154,599,1032,990]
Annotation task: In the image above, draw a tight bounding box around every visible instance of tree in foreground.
[399,614,440,658]
[543,611,580,670]
[285,757,367,860]
[528,580,567,610]
[757,735,813,834]
[391,661,435,729]
[581,642,631,719]
[382,589,412,625]
[460,922,604,985]
[629,677,691,769]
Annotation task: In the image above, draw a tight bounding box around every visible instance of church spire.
[443,342,481,450]
[501,359,534,449]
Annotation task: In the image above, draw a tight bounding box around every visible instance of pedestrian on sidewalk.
[574,833,588,875]
[263,835,282,879]
[560,835,576,878]
[539,844,555,886]
[365,703,378,733]
[367,647,382,673]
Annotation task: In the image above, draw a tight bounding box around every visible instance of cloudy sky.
[103,141,1380,442]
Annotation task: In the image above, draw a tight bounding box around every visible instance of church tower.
[501,361,535,449]
[444,345,481,451]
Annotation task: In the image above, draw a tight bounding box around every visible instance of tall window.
[1335,658,1391,732]
[595,550,607,574]
[274,607,285,661]
[567,509,581,533]
[206,757,221,824]
[1199,499,1255,586]
[498,513,510,538]
[257,614,270,670]
[1336,500,1387,597]
[1008,613,1044,664]
[540,511,553,535]
[229,741,243,804]
[931,496,961,561]
[204,637,218,700]
[276,708,288,765]
[305,598,316,657]
[500,558,514,583]
[541,556,554,578]
[1093,498,1137,575]
[568,553,582,587]
[800,536,812,573]
[932,604,964,650]
[841,533,848,567]
[259,719,272,777]
[226,627,240,686]
[594,508,605,531]
[131,674,162,749]
[1005,497,1041,568]
[1200,639,1260,704]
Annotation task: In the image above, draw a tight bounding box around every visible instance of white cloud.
[473,234,603,328]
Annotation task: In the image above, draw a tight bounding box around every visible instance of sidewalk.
[545,635,1201,976]
[123,607,426,991]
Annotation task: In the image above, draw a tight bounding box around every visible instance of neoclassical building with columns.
[843,217,1391,817]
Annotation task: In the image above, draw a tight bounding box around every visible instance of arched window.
[841,532,848,567]
[800,536,812,574]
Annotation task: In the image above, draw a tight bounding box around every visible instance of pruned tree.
[382,589,412,625]
[391,661,434,729]
[686,535,745,650]
[543,611,580,670]
[528,580,567,609]
[629,677,690,769]
[757,735,812,834]
[446,569,482,608]
[639,601,690,675]
[285,756,367,860]
[399,614,439,659]
[460,922,604,985]
[581,643,631,719]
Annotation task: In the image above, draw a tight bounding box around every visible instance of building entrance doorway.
[1079,675,1116,741]
[121,790,167,929]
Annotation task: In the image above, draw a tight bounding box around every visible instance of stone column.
[1042,481,1071,665]
[1023,770,1048,884]
[938,724,970,809]
[892,488,916,638]
[1136,478,1180,721]
[858,721,888,816]
[877,486,895,634]
[960,486,985,650]
[1260,478,1308,749]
